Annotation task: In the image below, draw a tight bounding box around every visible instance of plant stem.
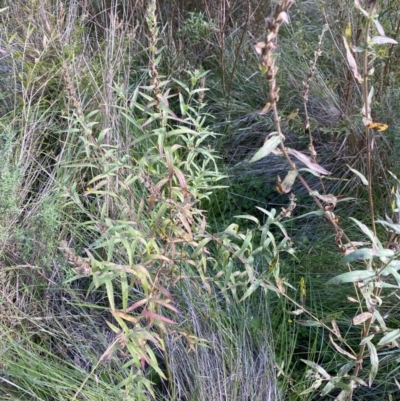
[349,11,376,400]
[363,16,377,237]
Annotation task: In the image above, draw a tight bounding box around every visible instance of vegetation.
[1,0,400,400]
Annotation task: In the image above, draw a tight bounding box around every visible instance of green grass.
[1,0,400,400]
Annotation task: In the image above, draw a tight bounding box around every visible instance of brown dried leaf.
[254,42,266,55]
[329,334,357,360]
[331,320,342,339]
[275,276,285,294]
[315,193,338,208]
[259,102,271,115]
[276,176,284,194]
[112,310,139,324]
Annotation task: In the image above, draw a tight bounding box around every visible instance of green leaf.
[240,279,262,301]
[320,381,335,396]
[249,134,281,163]
[234,215,260,225]
[120,271,128,311]
[377,220,400,234]
[347,165,368,185]
[371,36,398,45]
[326,270,376,285]
[298,167,322,177]
[301,359,331,379]
[341,248,393,264]
[378,329,400,346]
[192,237,212,258]
[349,217,382,249]
[238,231,253,257]
[374,309,387,331]
[106,280,115,312]
[360,334,375,345]
[383,267,400,287]
[366,340,378,386]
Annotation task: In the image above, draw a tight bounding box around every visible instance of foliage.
[1,0,400,400]
[247,0,400,399]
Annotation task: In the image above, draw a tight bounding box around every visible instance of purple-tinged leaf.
[353,312,372,325]
[343,37,363,83]
[286,148,331,175]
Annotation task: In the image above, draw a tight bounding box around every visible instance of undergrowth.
[1,1,400,400]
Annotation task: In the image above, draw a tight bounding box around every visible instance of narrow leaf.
[152,299,180,314]
[374,309,387,331]
[343,36,363,83]
[127,298,149,312]
[320,381,336,396]
[335,389,351,401]
[349,217,379,247]
[192,237,212,258]
[250,134,281,163]
[240,279,262,302]
[112,310,138,323]
[377,329,400,346]
[377,220,400,234]
[354,0,370,18]
[327,270,376,285]
[301,359,331,379]
[315,193,337,207]
[366,340,378,386]
[286,148,331,175]
[371,36,398,45]
[281,170,298,193]
[329,334,357,360]
[353,312,372,325]
[141,309,177,325]
[234,215,260,225]
[347,165,368,185]
[341,248,393,264]
[373,19,385,36]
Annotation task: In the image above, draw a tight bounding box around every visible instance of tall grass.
[1,0,400,400]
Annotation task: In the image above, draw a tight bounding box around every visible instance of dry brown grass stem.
[147,0,161,110]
